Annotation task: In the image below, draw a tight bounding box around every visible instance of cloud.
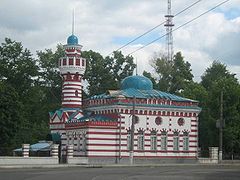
[0,0,239,82]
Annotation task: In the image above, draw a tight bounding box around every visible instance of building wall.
[61,108,199,159]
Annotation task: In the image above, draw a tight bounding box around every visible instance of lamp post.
[129,96,136,165]
[219,91,223,161]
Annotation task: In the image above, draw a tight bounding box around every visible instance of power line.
[107,0,204,56]
[127,0,229,56]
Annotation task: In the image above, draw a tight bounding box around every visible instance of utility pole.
[219,91,223,161]
[130,96,136,165]
[118,113,122,163]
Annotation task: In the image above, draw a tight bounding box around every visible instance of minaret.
[59,34,86,108]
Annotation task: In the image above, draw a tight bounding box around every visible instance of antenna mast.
[164,0,174,61]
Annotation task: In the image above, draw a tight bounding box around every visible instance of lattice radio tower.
[164,0,174,61]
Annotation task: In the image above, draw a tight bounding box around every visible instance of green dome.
[121,75,153,90]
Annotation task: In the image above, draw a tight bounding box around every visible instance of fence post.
[67,145,74,158]
[51,144,59,158]
[209,147,219,162]
[22,144,30,157]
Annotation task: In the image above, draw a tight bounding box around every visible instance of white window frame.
[150,131,157,151]
[161,132,167,151]
[173,135,179,151]
[183,133,189,151]
[137,131,144,151]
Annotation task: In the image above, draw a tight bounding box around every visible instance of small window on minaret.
[63,59,67,65]
[82,59,85,66]
[76,59,80,66]
[75,90,79,97]
[69,59,73,65]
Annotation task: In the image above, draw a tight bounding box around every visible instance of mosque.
[49,33,201,164]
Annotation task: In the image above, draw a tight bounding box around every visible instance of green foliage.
[83,50,136,96]
[183,61,240,158]
[82,50,110,96]
[149,52,240,157]
[0,82,24,154]
[0,38,59,154]
[143,71,157,89]
[170,52,193,93]
[1,37,240,159]
[0,38,39,97]
[147,51,193,94]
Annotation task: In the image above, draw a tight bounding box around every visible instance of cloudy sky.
[0,0,240,81]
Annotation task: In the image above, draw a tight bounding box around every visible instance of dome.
[121,75,153,90]
[67,34,78,45]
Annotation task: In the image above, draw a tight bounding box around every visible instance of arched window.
[75,90,79,97]
[150,131,157,151]
[137,130,144,151]
[67,72,71,80]
[183,132,189,151]
[161,131,167,151]
[173,131,179,151]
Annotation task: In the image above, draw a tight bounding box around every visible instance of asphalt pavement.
[0,165,240,180]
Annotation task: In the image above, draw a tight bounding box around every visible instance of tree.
[201,60,235,90]
[36,45,64,111]
[0,38,39,98]
[150,52,172,91]
[143,70,157,89]
[83,50,136,96]
[0,82,24,155]
[196,61,240,157]
[170,52,193,93]
[147,51,193,94]
[37,44,64,88]
[0,38,52,153]
[104,51,136,89]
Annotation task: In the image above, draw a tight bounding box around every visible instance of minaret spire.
[136,58,138,75]
[72,9,75,35]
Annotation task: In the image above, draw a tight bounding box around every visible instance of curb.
[1,163,240,169]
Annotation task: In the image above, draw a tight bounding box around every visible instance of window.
[63,59,67,65]
[150,131,157,151]
[137,130,144,150]
[173,131,179,151]
[127,130,131,150]
[82,134,86,152]
[69,58,73,65]
[75,90,79,97]
[161,131,167,151]
[178,118,185,126]
[183,132,189,151]
[76,59,80,66]
[77,134,81,151]
[155,117,162,125]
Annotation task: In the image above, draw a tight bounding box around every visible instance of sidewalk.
[1,161,240,169]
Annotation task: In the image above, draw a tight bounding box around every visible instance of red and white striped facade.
[59,44,86,108]
[49,34,201,163]
[59,100,201,160]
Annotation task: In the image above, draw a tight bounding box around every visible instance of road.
[0,165,240,180]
